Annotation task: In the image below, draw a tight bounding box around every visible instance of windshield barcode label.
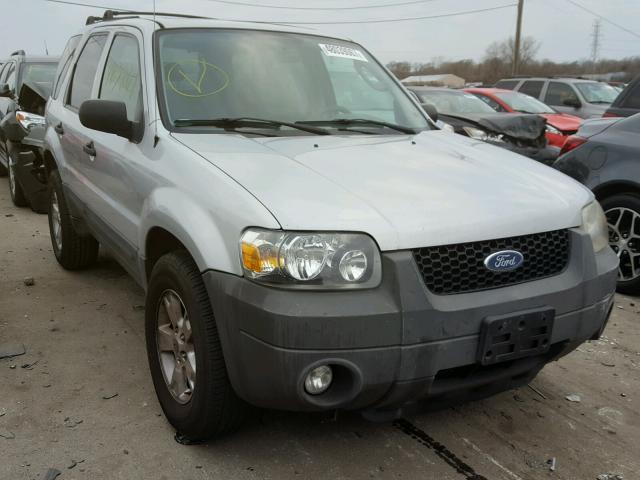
[319,44,368,62]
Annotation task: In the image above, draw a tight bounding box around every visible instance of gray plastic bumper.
[203,230,617,413]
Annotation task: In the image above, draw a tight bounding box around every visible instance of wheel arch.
[593,180,640,202]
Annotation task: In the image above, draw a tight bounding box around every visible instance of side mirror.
[563,97,582,108]
[0,83,12,98]
[79,100,133,140]
[421,103,438,123]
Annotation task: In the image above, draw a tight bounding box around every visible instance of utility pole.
[512,0,524,76]
[590,20,602,72]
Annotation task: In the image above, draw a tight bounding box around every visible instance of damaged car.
[409,86,558,165]
[0,52,58,212]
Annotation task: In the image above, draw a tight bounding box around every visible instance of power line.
[43,0,517,26]
[200,0,439,11]
[563,0,640,40]
[45,0,132,10]
[253,4,518,25]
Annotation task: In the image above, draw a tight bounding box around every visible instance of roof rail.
[10,50,26,56]
[86,9,213,25]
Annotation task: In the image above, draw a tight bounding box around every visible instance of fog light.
[304,365,333,395]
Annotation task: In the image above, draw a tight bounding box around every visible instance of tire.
[8,151,28,207]
[47,169,99,269]
[145,251,245,441]
[601,193,640,295]
[0,141,8,177]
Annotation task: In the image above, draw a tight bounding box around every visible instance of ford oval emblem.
[484,250,524,272]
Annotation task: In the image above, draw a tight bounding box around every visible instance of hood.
[540,113,582,132]
[173,131,592,251]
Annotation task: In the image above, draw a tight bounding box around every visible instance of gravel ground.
[0,178,639,480]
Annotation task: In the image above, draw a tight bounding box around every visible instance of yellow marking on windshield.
[167,59,230,98]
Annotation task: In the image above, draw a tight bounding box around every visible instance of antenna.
[44,40,49,55]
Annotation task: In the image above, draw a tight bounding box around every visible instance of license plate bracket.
[478,308,555,366]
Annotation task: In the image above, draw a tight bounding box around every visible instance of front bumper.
[203,230,617,414]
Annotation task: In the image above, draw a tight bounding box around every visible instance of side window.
[99,35,143,122]
[52,35,81,100]
[518,80,544,98]
[0,63,9,83]
[621,83,640,109]
[495,80,518,90]
[477,95,504,111]
[67,34,108,109]
[545,82,579,106]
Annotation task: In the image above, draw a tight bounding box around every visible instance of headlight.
[240,229,382,289]
[462,126,503,143]
[581,201,609,253]
[16,111,45,130]
[545,124,561,135]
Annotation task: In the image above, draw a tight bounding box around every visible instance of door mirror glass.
[421,103,438,122]
[79,99,133,140]
[0,83,12,98]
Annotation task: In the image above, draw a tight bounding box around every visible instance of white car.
[43,11,618,441]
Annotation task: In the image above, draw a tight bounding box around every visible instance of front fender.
[140,187,280,277]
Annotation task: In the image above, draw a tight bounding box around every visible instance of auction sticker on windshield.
[319,44,368,62]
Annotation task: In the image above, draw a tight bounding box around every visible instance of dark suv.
[604,76,640,118]
[0,51,59,211]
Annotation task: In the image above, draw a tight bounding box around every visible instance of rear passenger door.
[55,33,109,207]
[544,81,581,116]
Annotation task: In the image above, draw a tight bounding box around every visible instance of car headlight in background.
[462,126,504,143]
[16,111,45,130]
[240,229,382,289]
[545,124,561,135]
[581,200,609,253]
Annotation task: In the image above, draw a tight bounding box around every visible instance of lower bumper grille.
[413,229,570,295]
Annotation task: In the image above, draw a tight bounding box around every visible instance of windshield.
[156,29,429,134]
[576,82,619,104]
[19,62,57,89]
[415,90,496,115]
[494,91,554,114]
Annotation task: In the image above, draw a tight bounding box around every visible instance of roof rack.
[10,50,26,56]
[86,10,213,25]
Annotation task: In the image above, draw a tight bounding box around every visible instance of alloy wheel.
[606,207,640,281]
[51,192,63,252]
[156,289,196,404]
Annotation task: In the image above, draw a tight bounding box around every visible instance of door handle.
[54,122,64,135]
[83,141,96,158]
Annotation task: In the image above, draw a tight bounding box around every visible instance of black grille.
[413,230,570,295]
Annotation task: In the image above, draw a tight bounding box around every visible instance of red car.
[465,88,582,148]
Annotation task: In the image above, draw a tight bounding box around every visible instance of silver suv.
[495,77,620,119]
[44,11,617,441]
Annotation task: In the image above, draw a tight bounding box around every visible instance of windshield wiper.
[589,100,611,104]
[173,117,331,135]
[297,118,417,134]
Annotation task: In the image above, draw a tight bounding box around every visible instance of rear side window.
[53,35,81,100]
[518,80,544,98]
[621,82,640,109]
[99,35,143,122]
[545,82,579,106]
[495,80,518,90]
[4,63,16,91]
[0,62,10,83]
[67,34,108,109]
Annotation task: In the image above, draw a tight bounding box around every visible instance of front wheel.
[145,251,245,442]
[602,193,640,295]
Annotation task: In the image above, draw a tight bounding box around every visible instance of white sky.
[3,0,640,64]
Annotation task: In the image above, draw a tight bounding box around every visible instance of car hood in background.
[539,113,582,132]
[440,112,546,142]
[173,131,591,251]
